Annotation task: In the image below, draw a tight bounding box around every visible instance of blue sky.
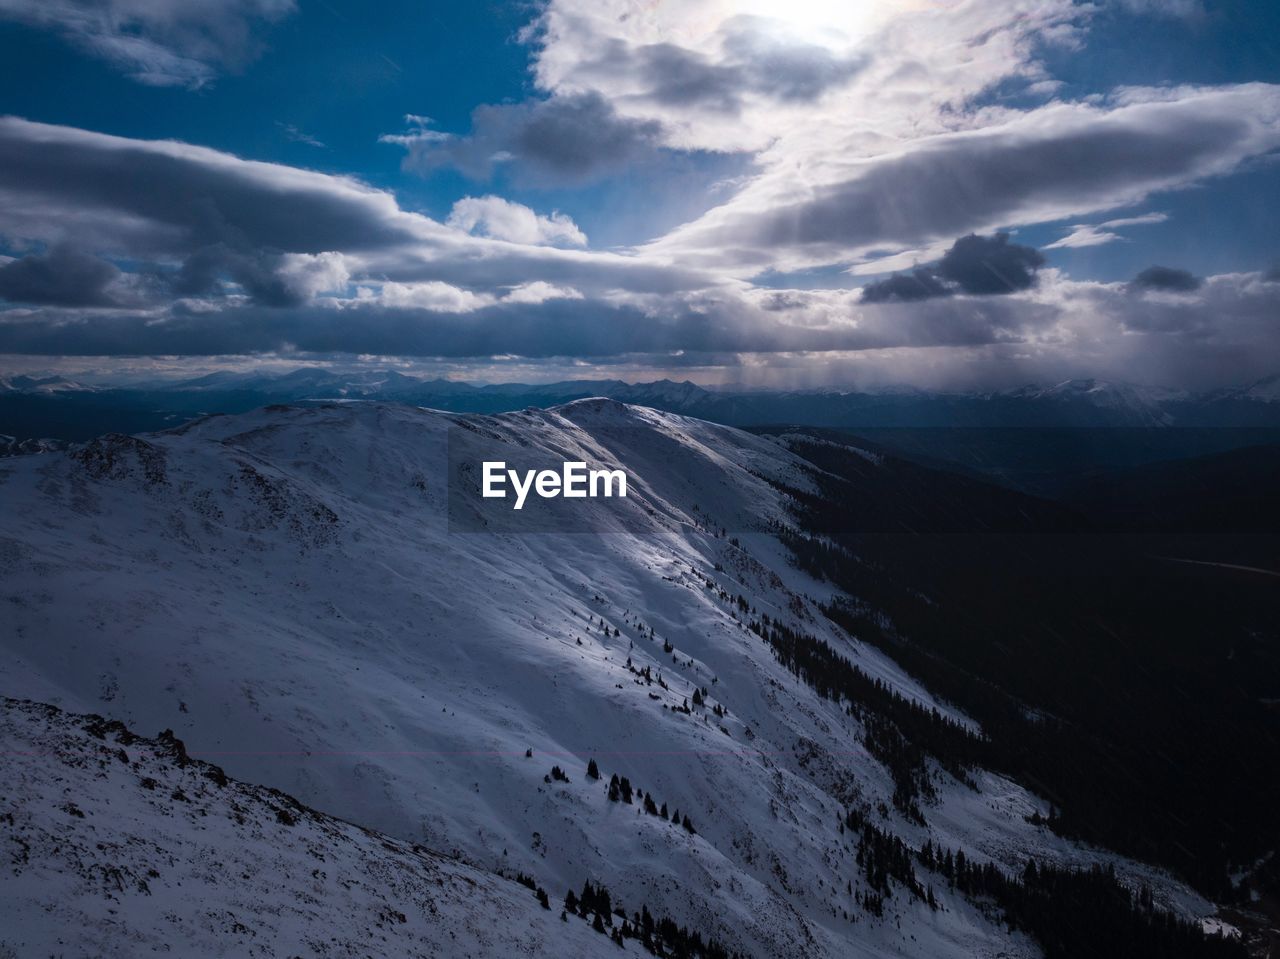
[0,0,1277,388]
[0,0,745,247]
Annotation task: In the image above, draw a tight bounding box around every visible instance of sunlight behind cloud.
[731,0,918,42]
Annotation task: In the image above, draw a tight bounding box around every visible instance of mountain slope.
[0,401,1233,957]
[0,696,619,959]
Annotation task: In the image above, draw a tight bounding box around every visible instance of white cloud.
[0,117,718,308]
[509,2,1279,279]
[646,85,1280,273]
[276,252,350,299]
[503,281,584,305]
[358,282,494,313]
[523,0,1086,160]
[1,0,1277,392]
[446,196,587,247]
[1045,212,1169,249]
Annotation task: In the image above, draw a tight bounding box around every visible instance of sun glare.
[733,0,892,41]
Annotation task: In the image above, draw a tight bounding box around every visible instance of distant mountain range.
[4,369,1280,431]
[6,371,1280,493]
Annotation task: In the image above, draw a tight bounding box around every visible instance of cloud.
[0,268,1272,376]
[648,85,1280,273]
[169,245,348,307]
[0,244,121,306]
[362,281,494,314]
[382,94,665,185]
[0,293,1014,358]
[276,252,350,300]
[277,122,324,148]
[0,116,418,259]
[2,263,1278,392]
[1045,212,1169,249]
[1129,265,1202,292]
[546,21,864,117]
[861,233,1045,302]
[503,281,584,305]
[0,117,717,310]
[859,269,950,304]
[522,0,1075,156]
[934,233,1046,295]
[446,196,586,247]
[1,0,1278,397]
[0,0,295,89]
[352,278,585,313]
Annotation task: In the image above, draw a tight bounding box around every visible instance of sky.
[0,0,1277,390]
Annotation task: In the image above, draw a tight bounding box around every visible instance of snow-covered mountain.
[1,696,619,959]
[0,433,64,456]
[0,373,96,394]
[998,379,1180,427]
[6,371,1280,443]
[1206,373,1280,404]
[0,401,1230,957]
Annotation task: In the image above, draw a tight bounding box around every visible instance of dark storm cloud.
[936,234,1045,294]
[859,269,950,303]
[1129,265,1202,292]
[386,93,665,184]
[860,234,1044,302]
[0,245,120,306]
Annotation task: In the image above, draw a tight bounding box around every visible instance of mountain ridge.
[0,400,1240,957]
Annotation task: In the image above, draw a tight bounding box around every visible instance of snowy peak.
[1002,379,1177,425]
[1217,372,1280,403]
[0,373,94,393]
